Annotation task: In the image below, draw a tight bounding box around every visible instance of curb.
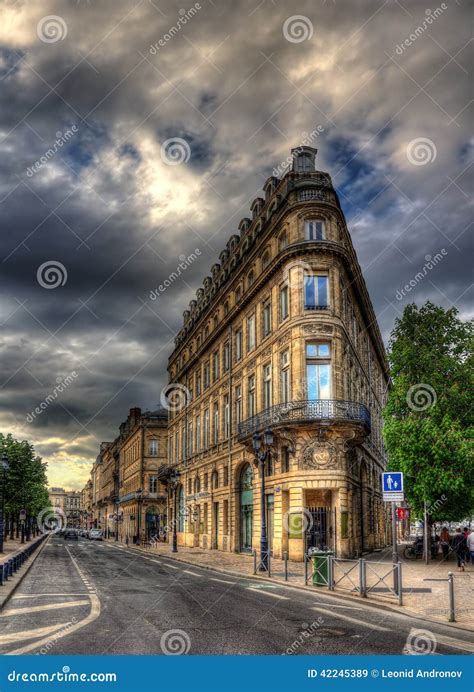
[107,541,472,633]
[0,534,50,611]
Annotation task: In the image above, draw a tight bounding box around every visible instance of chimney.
[129,407,142,426]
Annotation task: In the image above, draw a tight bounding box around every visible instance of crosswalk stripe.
[247,587,289,600]
[311,606,389,631]
[1,600,90,617]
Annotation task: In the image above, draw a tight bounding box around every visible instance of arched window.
[194,476,201,494]
[247,270,255,288]
[239,463,253,552]
[212,470,219,490]
[261,250,270,269]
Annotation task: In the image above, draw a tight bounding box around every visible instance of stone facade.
[165,147,390,560]
[89,408,169,541]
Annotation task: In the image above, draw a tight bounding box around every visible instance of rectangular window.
[279,285,289,320]
[282,447,290,473]
[304,275,328,310]
[212,350,219,382]
[262,300,272,337]
[306,343,331,400]
[187,422,193,457]
[235,384,242,424]
[149,476,158,493]
[224,394,230,438]
[196,371,201,396]
[280,350,290,403]
[204,409,210,448]
[148,439,157,456]
[204,362,210,389]
[213,402,219,445]
[195,415,201,452]
[248,375,256,417]
[235,329,242,361]
[223,340,230,372]
[263,363,272,409]
[247,314,256,352]
[305,220,325,240]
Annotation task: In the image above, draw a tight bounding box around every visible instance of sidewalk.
[107,537,473,628]
[0,534,49,609]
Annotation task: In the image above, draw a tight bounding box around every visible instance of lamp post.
[252,428,274,572]
[136,489,143,544]
[168,469,181,553]
[0,451,9,553]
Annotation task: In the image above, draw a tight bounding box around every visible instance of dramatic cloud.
[0,0,471,488]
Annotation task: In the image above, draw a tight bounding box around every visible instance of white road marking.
[183,570,203,577]
[247,587,289,600]
[210,577,236,585]
[1,600,90,617]
[404,627,474,654]
[311,606,389,631]
[0,622,71,645]
[7,546,101,656]
[163,563,179,569]
[11,593,89,599]
[325,604,363,611]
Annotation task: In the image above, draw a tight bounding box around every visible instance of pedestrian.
[466,529,474,567]
[452,528,467,572]
[463,527,470,563]
[440,526,450,560]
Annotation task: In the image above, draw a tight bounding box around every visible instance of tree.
[0,433,51,533]
[383,302,473,523]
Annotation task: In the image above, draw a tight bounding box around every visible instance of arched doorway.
[239,463,253,553]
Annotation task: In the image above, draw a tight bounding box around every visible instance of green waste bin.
[310,549,334,586]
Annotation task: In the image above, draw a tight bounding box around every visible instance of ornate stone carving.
[303,323,334,335]
[301,437,338,470]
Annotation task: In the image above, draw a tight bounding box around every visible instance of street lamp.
[136,489,143,544]
[252,428,274,572]
[169,469,181,553]
[0,451,9,553]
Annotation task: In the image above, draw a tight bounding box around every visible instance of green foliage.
[383,302,474,521]
[0,432,51,519]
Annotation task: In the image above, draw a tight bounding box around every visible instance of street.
[0,536,472,656]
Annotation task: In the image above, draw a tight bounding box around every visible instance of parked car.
[64,529,78,540]
[88,529,104,541]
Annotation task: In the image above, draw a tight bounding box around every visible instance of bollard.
[359,558,366,597]
[284,551,288,581]
[448,572,455,622]
[253,549,257,575]
[397,561,403,606]
[304,553,309,585]
[0,564,3,586]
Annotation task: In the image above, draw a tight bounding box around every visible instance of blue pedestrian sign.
[382,472,404,502]
[382,472,403,493]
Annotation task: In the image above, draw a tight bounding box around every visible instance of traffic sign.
[19,509,27,520]
[382,472,404,502]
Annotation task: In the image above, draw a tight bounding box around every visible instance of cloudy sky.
[0,0,471,490]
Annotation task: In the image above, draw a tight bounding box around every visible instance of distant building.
[48,487,81,528]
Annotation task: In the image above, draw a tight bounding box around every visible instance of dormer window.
[305,220,325,241]
[292,146,317,173]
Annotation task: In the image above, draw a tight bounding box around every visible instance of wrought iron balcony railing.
[237,399,371,439]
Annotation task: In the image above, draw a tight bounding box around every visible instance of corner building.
[167,147,390,560]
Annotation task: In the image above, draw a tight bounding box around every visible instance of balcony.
[237,399,371,440]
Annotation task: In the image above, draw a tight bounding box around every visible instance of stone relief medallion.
[301,438,338,470]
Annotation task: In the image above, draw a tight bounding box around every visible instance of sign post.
[382,473,404,596]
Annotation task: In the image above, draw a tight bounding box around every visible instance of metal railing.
[238,399,371,438]
[0,533,48,587]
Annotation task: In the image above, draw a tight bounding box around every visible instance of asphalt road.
[1,536,472,656]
